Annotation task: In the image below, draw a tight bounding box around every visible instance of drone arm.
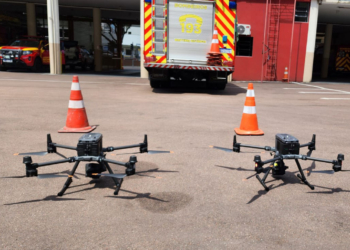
[54,143,77,151]
[35,157,75,167]
[104,143,142,152]
[103,158,128,167]
[103,134,148,153]
[282,153,344,172]
[46,134,76,152]
[300,134,316,156]
[233,135,276,153]
[23,156,75,177]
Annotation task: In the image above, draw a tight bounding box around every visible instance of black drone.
[16,133,172,196]
[211,134,345,191]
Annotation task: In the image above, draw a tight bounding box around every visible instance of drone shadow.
[4,195,85,206]
[0,169,82,179]
[105,189,168,202]
[215,161,347,204]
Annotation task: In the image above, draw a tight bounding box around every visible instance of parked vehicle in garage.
[0,36,65,72]
[64,41,94,70]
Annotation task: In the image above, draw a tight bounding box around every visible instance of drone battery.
[275,134,300,155]
[77,133,103,156]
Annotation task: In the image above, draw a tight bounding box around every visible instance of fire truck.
[143,0,237,90]
[0,36,65,72]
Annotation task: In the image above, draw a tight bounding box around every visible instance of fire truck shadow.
[152,82,246,95]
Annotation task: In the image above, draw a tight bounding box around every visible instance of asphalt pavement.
[0,72,349,249]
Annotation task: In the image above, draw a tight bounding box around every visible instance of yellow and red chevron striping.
[215,0,235,62]
[144,3,152,57]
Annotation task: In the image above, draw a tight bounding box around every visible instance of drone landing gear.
[104,162,123,195]
[295,159,314,190]
[256,167,271,191]
[255,159,315,192]
[58,161,80,196]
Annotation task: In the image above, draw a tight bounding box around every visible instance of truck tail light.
[223,60,234,67]
[145,55,156,63]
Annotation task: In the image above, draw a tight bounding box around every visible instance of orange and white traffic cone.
[234,83,264,135]
[58,76,96,133]
[207,25,222,66]
[282,67,289,82]
[209,26,221,54]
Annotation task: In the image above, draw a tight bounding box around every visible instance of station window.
[236,36,253,57]
[295,2,310,22]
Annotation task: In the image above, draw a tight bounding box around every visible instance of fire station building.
[0,0,349,83]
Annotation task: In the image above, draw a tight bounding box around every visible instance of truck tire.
[0,66,6,71]
[32,58,42,72]
[150,80,161,88]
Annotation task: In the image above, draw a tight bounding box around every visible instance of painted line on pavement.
[291,82,350,94]
[299,92,350,94]
[284,88,317,89]
[321,98,350,100]
[0,78,147,85]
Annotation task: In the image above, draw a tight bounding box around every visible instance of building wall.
[232,0,310,82]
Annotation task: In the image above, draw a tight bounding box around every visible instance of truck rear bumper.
[144,63,234,72]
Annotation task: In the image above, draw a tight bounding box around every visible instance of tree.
[101,22,131,57]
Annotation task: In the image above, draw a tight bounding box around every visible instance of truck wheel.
[0,66,6,71]
[150,80,161,88]
[32,58,42,72]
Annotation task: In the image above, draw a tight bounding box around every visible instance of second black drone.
[212,134,344,191]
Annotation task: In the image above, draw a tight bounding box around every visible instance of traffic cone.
[58,76,96,133]
[209,26,221,54]
[282,67,289,82]
[207,26,222,66]
[234,83,264,135]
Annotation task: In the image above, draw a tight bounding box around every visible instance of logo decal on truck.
[179,14,202,34]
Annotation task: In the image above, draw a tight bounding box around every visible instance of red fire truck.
[0,36,65,72]
[143,0,237,90]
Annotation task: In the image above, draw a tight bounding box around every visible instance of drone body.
[20,133,171,196]
[212,134,345,192]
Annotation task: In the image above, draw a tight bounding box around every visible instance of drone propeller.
[1,175,27,179]
[147,150,174,154]
[114,150,174,156]
[14,151,67,159]
[306,170,334,175]
[37,174,70,179]
[14,151,48,156]
[92,173,126,179]
[209,145,232,153]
